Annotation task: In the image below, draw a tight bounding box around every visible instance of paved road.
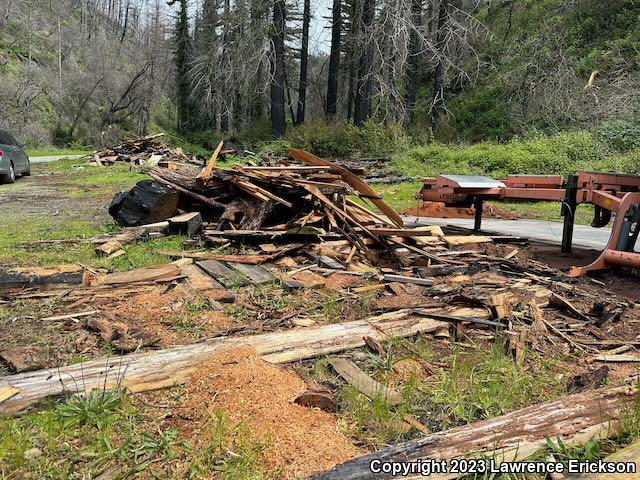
[29,154,87,164]
[402,216,621,251]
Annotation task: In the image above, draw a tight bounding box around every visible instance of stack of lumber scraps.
[92,133,198,167]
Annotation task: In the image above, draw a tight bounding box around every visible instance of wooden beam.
[0,311,446,416]
[197,140,224,179]
[329,358,403,405]
[308,384,638,480]
[288,148,403,227]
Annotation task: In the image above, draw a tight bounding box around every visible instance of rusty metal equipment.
[417,171,640,276]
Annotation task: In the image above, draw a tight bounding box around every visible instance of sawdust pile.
[186,347,360,479]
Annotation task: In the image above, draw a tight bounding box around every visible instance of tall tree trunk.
[221,0,231,132]
[431,0,448,129]
[171,0,191,134]
[353,0,375,127]
[295,0,310,125]
[403,0,422,128]
[270,0,286,137]
[325,0,341,116]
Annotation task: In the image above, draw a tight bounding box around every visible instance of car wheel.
[23,160,31,177]
[0,162,16,184]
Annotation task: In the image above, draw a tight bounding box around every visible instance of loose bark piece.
[0,312,446,415]
[329,357,403,405]
[550,292,591,321]
[0,347,48,373]
[288,148,403,227]
[308,384,638,480]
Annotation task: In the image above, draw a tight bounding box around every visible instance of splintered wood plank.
[0,311,447,415]
[443,235,493,246]
[309,384,639,480]
[160,250,273,265]
[94,264,181,286]
[197,140,224,179]
[329,358,403,405]
[0,385,20,404]
[196,260,249,287]
[229,263,275,284]
[179,264,235,303]
[288,148,403,227]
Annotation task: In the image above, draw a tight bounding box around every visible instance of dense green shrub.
[448,85,514,142]
[282,119,412,158]
[391,131,608,178]
[594,119,640,153]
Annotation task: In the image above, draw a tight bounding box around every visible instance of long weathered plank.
[0,311,446,416]
[288,148,403,227]
[308,384,638,480]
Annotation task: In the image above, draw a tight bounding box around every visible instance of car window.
[7,133,19,146]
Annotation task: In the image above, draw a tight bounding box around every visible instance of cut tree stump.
[0,311,446,415]
[307,384,638,480]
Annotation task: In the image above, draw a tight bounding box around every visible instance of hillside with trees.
[1,0,639,155]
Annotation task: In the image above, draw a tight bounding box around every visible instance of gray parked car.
[0,129,30,184]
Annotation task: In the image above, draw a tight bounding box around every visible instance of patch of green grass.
[0,389,138,478]
[26,148,91,157]
[428,342,565,426]
[189,409,275,479]
[366,180,423,213]
[496,200,595,225]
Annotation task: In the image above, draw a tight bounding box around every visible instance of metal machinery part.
[416,171,640,276]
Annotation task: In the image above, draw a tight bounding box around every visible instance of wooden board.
[94,264,180,286]
[0,265,84,289]
[443,235,493,246]
[288,148,403,227]
[179,264,235,303]
[0,311,447,415]
[309,384,638,480]
[229,263,275,284]
[196,259,249,287]
[329,358,403,405]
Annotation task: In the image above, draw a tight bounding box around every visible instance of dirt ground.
[3,165,640,477]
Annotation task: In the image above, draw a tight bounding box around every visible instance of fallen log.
[0,311,446,415]
[308,384,638,480]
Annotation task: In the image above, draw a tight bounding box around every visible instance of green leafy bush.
[448,85,514,141]
[283,119,411,158]
[391,131,607,178]
[594,119,640,153]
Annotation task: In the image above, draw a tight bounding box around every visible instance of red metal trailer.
[417,172,640,276]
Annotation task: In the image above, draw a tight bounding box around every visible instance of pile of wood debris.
[2,145,640,477]
[91,133,200,167]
